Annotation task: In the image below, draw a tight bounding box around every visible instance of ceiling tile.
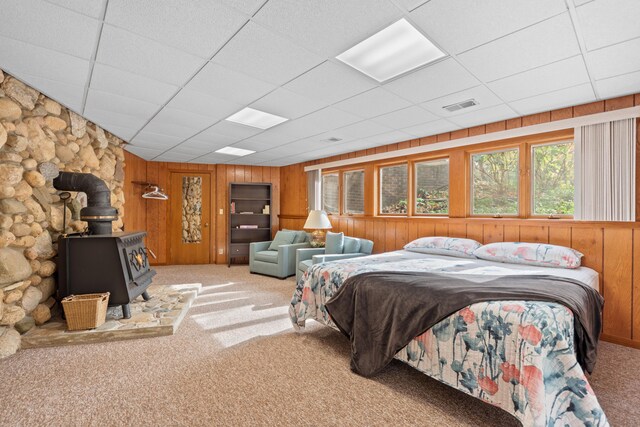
[509,83,596,115]
[85,89,160,119]
[284,61,377,104]
[410,0,567,55]
[447,104,519,128]
[216,0,267,16]
[0,35,90,85]
[457,13,580,82]
[124,145,164,160]
[100,124,138,142]
[106,0,247,58]
[141,117,201,139]
[83,106,148,131]
[384,58,479,103]
[0,0,101,59]
[316,120,393,142]
[186,62,275,105]
[250,87,328,119]
[394,0,429,12]
[401,119,460,138]
[211,21,323,85]
[167,89,244,120]
[231,139,278,152]
[192,152,238,163]
[370,106,439,129]
[184,133,240,149]
[587,37,640,80]
[487,55,590,102]
[594,70,640,99]
[45,0,105,18]
[17,74,85,113]
[153,151,198,162]
[269,107,362,141]
[357,130,415,146]
[253,0,401,57]
[151,107,218,132]
[90,63,178,105]
[97,25,204,86]
[333,88,413,119]
[577,0,640,51]
[420,85,504,117]
[200,120,264,140]
[130,132,183,149]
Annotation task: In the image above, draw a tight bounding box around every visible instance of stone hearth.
[20,284,200,349]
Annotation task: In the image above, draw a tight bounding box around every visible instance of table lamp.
[303,210,332,247]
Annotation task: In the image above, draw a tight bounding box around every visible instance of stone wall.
[0,69,126,358]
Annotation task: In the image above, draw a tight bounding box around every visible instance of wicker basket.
[61,292,110,331]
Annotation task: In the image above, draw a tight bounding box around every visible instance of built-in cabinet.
[228,182,272,266]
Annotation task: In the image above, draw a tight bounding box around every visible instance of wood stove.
[57,232,155,318]
[54,172,156,318]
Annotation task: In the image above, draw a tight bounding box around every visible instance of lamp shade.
[303,210,332,230]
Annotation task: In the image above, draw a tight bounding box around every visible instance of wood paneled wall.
[279,94,640,349]
[123,153,280,265]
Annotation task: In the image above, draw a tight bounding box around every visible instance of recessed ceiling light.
[215,146,256,156]
[225,107,288,129]
[336,18,446,83]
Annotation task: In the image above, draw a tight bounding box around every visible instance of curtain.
[574,118,636,221]
[307,169,321,211]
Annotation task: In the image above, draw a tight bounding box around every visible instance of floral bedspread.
[289,251,608,427]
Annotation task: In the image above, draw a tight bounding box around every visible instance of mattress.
[392,249,600,291]
[289,250,608,427]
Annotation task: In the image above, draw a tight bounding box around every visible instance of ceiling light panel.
[225,107,288,129]
[336,18,446,82]
[215,146,256,156]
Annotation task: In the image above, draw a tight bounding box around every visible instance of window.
[343,170,365,214]
[415,159,449,215]
[471,148,519,216]
[380,164,408,214]
[532,142,574,216]
[322,173,339,214]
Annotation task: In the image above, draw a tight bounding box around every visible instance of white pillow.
[473,242,583,269]
[403,237,481,259]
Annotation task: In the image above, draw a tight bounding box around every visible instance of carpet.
[0,264,638,426]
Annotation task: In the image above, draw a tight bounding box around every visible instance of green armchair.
[249,230,310,279]
[296,235,374,282]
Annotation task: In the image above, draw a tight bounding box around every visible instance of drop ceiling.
[0,0,638,166]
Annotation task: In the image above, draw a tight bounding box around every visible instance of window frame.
[529,140,575,219]
[469,146,522,218]
[377,162,409,216]
[321,171,340,215]
[342,168,366,216]
[412,157,450,217]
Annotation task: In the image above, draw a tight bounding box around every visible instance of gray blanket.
[325,271,604,377]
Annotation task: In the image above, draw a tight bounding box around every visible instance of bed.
[289,249,608,427]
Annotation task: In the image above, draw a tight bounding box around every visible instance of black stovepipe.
[53,172,118,235]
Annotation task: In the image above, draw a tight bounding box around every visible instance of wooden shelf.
[232,227,271,231]
[228,182,272,267]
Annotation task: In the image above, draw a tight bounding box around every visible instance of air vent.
[442,99,478,113]
[323,137,343,143]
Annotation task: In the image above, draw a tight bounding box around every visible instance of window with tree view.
[472,148,519,215]
[380,164,408,214]
[343,170,364,214]
[532,142,574,216]
[322,173,339,214]
[415,159,449,214]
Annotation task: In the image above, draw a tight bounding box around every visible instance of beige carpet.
[0,265,638,426]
